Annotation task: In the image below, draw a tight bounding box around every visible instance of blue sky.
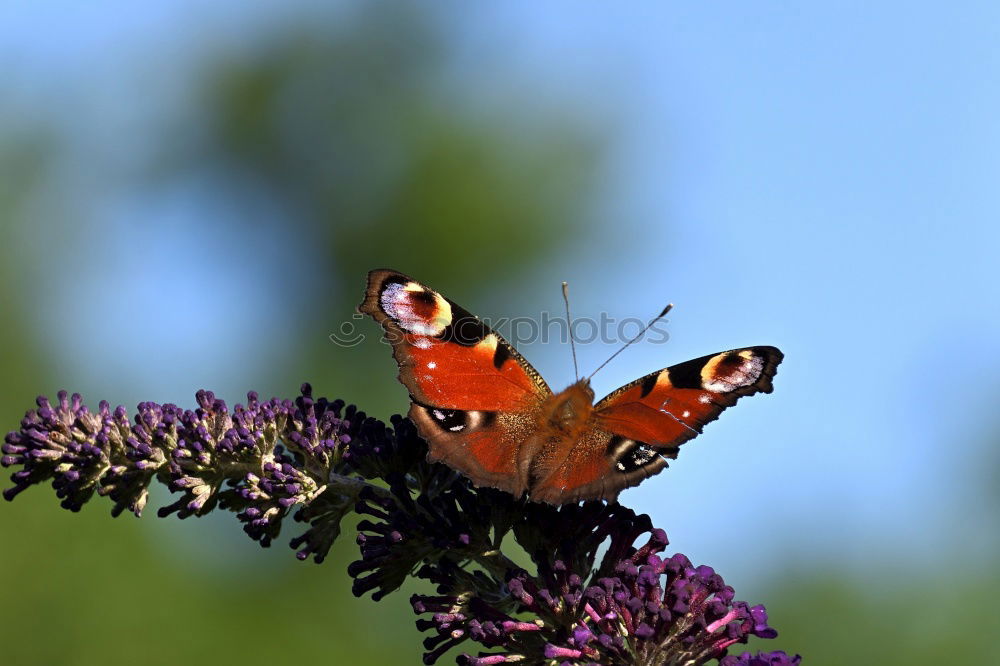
[2,1,998,585]
[448,3,1000,581]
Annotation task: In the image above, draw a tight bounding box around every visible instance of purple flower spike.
[720,651,803,666]
[358,483,791,664]
[2,385,362,560]
[3,391,111,511]
[4,385,800,664]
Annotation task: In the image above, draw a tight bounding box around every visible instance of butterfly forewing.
[359,269,552,495]
[595,346,783,442]
[530,346,784,503]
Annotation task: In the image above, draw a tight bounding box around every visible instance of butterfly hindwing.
[409,405,539,495]
[528,422,670,504]
[529,346,783,503]
[359,269,552,495]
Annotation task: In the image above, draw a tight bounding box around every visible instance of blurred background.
[1,2,998,664]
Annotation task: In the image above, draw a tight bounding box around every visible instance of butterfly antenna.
[562,281,580,381]
[587,302,673,380]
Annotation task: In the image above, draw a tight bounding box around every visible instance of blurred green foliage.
[765,571,1000,664]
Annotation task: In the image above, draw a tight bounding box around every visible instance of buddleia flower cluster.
[2,385,801,665]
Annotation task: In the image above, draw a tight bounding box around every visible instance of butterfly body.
[360,269,783,505]
[518,379,594,491]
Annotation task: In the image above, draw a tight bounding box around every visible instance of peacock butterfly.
[359,269,783,504]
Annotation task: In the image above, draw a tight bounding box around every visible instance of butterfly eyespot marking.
[380,280,453,336]
[420,405,496,434]
[702,350,764,392]
[431,408,466,432]
[605,435,665,473]
[613,439,659,473]
[665,348,770,393]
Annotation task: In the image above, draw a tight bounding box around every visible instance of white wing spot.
[427,361,437,369]
[632,446,655,465]
[682,410,690,418]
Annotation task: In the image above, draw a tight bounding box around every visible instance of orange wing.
[359,269,551,495]
[529,346,783,504]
